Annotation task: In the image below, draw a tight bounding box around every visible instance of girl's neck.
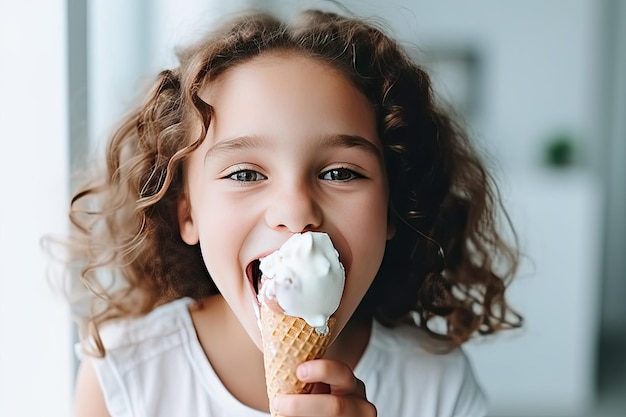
[190,295,268,410]
[326,313,372,370]
[189,294,372,410]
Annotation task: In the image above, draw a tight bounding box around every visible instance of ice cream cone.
[260,303,335,417]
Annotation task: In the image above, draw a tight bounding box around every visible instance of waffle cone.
[259,303,335,417]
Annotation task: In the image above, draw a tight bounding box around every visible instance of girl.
[69,8,520,417]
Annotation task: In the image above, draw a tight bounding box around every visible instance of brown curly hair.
[68,9,521,355]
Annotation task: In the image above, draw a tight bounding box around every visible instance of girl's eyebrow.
[321,133,382,159]
[204,135,268,162]
[204,133,381,163]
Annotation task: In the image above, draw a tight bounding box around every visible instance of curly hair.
[68,9,521,355]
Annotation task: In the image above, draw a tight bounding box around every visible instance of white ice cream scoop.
[258,232,345,334]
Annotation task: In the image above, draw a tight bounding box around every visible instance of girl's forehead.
[198,50,351,103]
[192,50,380,153]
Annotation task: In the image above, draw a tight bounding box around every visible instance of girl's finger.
[296,360,365,397]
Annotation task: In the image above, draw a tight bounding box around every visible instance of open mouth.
[246,259,262,296]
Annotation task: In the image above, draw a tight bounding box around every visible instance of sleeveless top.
[82,298,487,416]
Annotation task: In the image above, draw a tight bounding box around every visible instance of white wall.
[0,1,73,416]
[267,0,601,172]
[89,0,258,148]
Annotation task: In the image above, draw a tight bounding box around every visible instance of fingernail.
[296,363,308,379]
[271,396,280,413]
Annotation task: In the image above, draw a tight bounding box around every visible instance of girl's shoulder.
[78,298,195,355]
[358,319,474,379]
[368,319,459,356]
[356,320,488,417]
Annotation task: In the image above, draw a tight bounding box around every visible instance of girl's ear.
[178,195,199,245]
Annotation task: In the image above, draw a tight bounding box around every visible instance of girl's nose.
[265,184,323,233]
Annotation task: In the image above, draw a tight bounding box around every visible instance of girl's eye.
[320,168,361,182]
[228,170,266,182]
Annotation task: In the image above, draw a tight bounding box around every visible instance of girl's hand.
[271,359,377,416]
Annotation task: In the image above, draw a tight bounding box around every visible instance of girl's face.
[178,52,393,349]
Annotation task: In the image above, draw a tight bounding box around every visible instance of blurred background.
[1,0,624,415]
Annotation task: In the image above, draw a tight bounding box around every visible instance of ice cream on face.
[257,232,345,334]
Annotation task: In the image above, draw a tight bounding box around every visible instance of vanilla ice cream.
[257,232,345,335]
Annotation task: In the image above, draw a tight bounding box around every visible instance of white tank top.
[81,298,487,416]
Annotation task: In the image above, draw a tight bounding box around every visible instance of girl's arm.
[74,359,110,417]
